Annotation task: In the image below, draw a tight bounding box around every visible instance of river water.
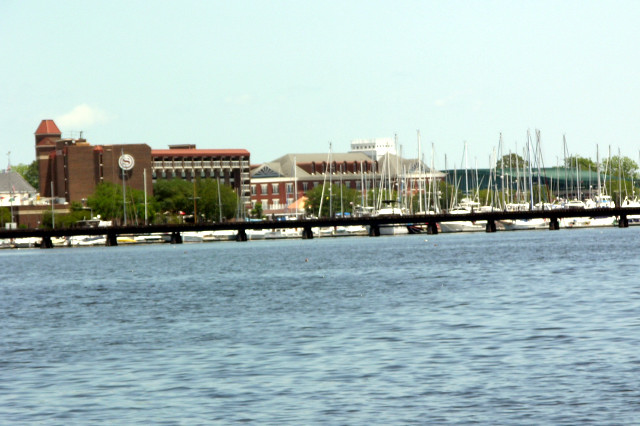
[1,228,639,424]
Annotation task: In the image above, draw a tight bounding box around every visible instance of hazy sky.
[2,0,640,170]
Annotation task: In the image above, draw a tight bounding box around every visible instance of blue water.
[1,228,640,424]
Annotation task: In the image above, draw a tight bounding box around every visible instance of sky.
[2,0,640,171]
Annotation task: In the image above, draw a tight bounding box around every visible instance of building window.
[302,182,308,192]
[251,185,257,195]
[286,183,293,194]
[313,182,319,188]
[356,181,361,190]
[272,183,279,194]
[260,184,267,194]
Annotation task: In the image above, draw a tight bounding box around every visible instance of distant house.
[0,170,38,207]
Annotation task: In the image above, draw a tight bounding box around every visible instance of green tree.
[603,155,638,180]
[12,160,39,189]
[251,202,263,219]
[152,178,238,222]
[497,154,527,170]
[40,202,92,228]
[564,155,597,171]
[86,182,152,225]
[305,184,360,217]
[195,179,238,221]
[153,179,193,214]
[0,207,10,226]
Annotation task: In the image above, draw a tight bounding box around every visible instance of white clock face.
[119,154,135,171]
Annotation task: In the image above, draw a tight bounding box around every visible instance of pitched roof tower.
[35,119,62,145]
[35,119,62,197]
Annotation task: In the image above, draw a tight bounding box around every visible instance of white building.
[0,170,38,207]
[350,137,397,161]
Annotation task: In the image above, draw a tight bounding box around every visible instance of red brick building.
[35,119,152,203]
[250,153,379,215]
[250,152,445,216]
[34,120,251,209]
[151,145,251,209]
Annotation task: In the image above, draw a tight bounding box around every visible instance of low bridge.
[1,207,639,248]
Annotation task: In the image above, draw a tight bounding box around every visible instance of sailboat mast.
[464,141,469,200]
[527,131,534,209]
[417,130,423,213]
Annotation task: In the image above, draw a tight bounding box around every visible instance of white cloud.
[55,104,112,129]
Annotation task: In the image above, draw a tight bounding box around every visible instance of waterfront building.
[34,120,251,211]
[0,169,37,207]
[250,152,444,217]
[151,145,251,211]
[35,119,152,203]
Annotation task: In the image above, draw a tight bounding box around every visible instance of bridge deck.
[2,207,640,246]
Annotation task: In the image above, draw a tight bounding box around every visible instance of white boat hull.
[439,221,486,233]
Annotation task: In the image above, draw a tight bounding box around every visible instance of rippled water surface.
[2,228,640,424]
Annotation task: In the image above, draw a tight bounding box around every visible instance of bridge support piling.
[369,224,380,237]
[427,222,438,235]
[106,233,118,246]
[170,231,182,244]
[40,236,53,249]
[619,215,629,228]
[549,218,560,230]
[236,228,248,241]
[485,220,497,233]
[302,226,314,239]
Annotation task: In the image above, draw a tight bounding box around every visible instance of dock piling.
[40,236,53,249]
[106,233,118,246]
[170,232,182,244]
[427,222,438,235]
[236,228,248,241]
[302,226,314,239]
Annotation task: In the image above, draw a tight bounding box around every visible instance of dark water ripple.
[1,227,640,424]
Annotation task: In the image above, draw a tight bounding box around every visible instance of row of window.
[252,199,295,210]
[251,180,375,196]
[309,161,378,174]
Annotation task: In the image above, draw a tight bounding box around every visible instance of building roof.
[35,119,61,136]
[251,152,376,178]
[250,152,445,179]
[0,170,37,194]
[151,149,250,157]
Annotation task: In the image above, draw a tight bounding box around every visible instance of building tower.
[34,119,62,197]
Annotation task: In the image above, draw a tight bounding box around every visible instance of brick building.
[34,120,251,210]
[250,152,445,216]
[35,119,152,203]
[151,145,251,209]
[250,153,379,215]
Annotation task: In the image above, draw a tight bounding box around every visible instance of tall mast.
[121,148,127,226]
[527,130,534,209]
[417,130,423,213]
[464,141,469,200]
